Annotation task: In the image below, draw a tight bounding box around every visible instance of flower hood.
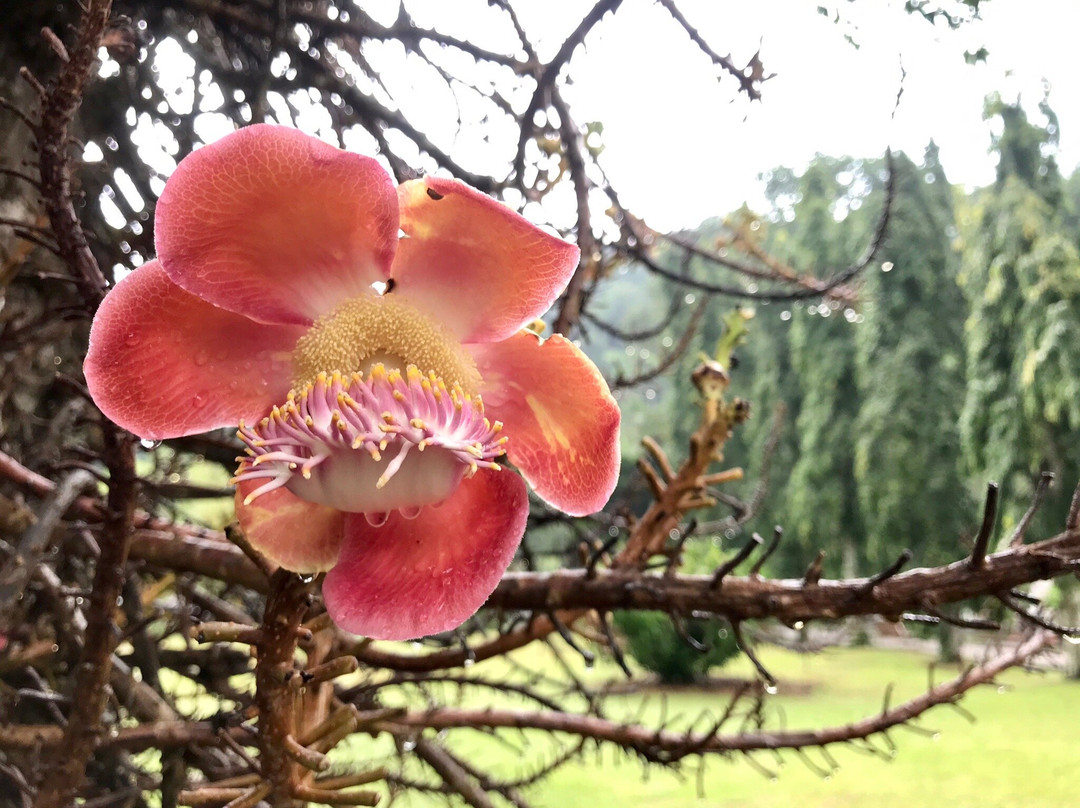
[84,124,620,640]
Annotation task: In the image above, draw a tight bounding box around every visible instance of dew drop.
[193,350,209,367]
[764,684,778,695]
[608,526,620,538]
[1065,634,1080,645]
[191,394,205,408]
[463,657,475,668]
[139,439,161,450]
[402,739,416,752]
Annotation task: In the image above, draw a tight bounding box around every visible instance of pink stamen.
[233,366,507,513]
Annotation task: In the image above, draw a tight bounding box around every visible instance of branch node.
[41,27,71,62]
[710,533,763,589]
[802,550,826,586]
[970,482,999,569]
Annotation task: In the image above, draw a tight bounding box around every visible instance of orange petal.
[235,480,345,573]
[156,124,398,325]
[84,261,304,440]
[469,332,620,516]
[393,176,579,343]
[322,468,528,640]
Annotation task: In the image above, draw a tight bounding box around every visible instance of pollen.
[291,293,481,391]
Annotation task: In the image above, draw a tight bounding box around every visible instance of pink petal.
[393,177,580,343]
[156,125,398,325]
[322,468,528,640]
[469,332,620,516]
[84,261,305,440]
[235,481,345,573]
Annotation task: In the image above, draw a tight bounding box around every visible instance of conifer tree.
[854,147,972,566]
[958,99,1080,532]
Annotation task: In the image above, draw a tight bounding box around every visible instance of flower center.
[234,367,507,517]
[291,293,481,391]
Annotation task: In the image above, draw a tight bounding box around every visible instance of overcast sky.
[553,0,1080,229]
[106,0,1080,237]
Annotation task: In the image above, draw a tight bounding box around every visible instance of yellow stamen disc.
[291,294,482,392]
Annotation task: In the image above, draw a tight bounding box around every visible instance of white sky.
[98,0,1080,237]
[556,0,1080,229]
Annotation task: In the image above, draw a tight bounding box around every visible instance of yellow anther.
[493,421,503,432]
[393,390,406,401]
[410,418,426,429]
[291,295,481,390]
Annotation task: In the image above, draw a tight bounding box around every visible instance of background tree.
[853,145,973,568]
[2,3,1079,808]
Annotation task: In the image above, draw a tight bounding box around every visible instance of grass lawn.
[351,642,1078,808]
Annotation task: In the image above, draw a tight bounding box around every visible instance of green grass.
[342,643,1078,808]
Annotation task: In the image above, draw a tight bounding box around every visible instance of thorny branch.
[0,2,1073,807]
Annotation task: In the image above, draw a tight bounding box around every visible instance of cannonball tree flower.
[84,125,620,640]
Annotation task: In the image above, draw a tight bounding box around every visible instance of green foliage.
[853,146,973,565]
[613,611,739,684]
[959,98,1080,532]
[592,97,1080,581]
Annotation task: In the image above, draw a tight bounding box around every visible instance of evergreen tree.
[771,158,870,573]
[853,147,973,566]
[958,99,1080,532]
